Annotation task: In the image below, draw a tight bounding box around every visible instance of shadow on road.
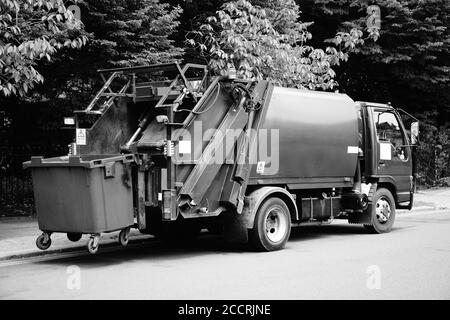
[30,222,396,269]
[290,223,368,240]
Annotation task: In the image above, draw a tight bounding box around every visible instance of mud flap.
[223,212,249,244]
[397,192,414,210]
[348,209,372,224]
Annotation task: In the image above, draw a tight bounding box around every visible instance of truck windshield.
[373,110,407,161]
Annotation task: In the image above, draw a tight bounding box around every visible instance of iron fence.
[0,144,68,216]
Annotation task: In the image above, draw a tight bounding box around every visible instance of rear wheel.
[249,197,291,251]
[364,188,396,233]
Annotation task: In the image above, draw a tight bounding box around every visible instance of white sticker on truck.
[347,146,359,154]
[256,161,266,174]
[379,142,392,160]
[361,183,372,196]
[76,128,86,145]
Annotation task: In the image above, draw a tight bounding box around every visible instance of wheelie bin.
[23,154,136,254]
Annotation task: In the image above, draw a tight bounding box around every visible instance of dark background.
[1,0,449,215]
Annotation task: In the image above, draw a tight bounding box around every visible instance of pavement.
[0,218,153,261]
[412,187,450,210]
[0,187,449,262]
[1,209,449,299]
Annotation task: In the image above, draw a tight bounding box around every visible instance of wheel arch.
[241,186,298,229]
[377,181,397,205]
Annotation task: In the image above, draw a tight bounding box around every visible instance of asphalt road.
[0,210,449,300]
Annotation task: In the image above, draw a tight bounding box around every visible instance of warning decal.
[76,128,87,145]
[256,161,266,174]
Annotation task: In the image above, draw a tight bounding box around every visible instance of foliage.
[0,0,186,123]
[26,0,185,111]
[187,0,377,90]
[312,0,448,81]
[80,0,184,67]
[297,0,450,184]
[0,0,88,97]
[416,118,450,186]
[299,0,449,116]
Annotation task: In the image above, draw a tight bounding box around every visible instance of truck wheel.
[364,188,396,233]
[249,197,291,251]
[67,233,82,242]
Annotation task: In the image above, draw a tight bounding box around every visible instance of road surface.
[0,210,449,299]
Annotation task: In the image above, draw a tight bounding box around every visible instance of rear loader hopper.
[24,62,418,253]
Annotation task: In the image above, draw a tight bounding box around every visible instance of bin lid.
[23,154,136,169]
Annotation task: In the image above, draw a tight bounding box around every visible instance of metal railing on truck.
[74,63,208,116]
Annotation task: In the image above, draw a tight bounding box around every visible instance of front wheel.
[364,188,396,233]
[249,197,291,251]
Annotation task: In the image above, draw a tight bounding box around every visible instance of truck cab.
[358,102,417,210]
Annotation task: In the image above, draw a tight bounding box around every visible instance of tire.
[67,233,82,242]
[364,188,396,233]
[249,197,292,251]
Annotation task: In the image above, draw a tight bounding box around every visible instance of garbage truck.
[24,62,419,253]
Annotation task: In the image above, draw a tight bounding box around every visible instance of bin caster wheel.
[119,228,130,246]
[36,233,51,250]
[67,233,82,242]
[87,235,100,254]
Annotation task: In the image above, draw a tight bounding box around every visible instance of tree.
[30,0,184,109]
[0,0,88,97]
[0,0,185,115]
[295,0,449,185]
[298,0,449,115]
[79,0,183,67]
[188,0,376,90]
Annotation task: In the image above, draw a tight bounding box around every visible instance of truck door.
[371,108,413,203]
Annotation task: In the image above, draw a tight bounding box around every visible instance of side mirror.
[411,121,419,144]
